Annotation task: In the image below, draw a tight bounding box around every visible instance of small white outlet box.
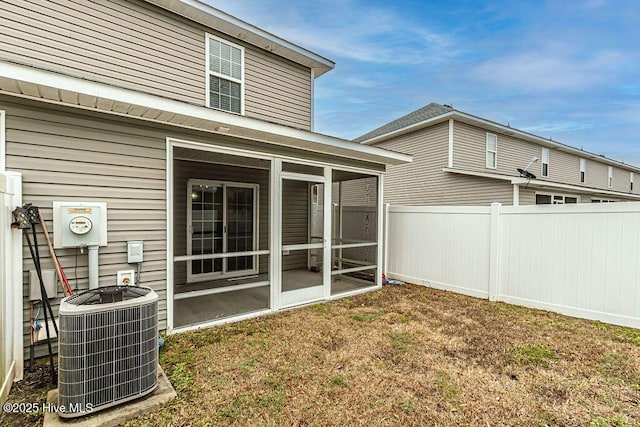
[117,270,136,286]
[127,240,144,263]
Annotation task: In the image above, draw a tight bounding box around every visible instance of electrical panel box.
[53,201,107,248]
[127,241,144,263]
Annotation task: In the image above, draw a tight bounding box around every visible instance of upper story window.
[541,147,549,177]
[486,133,497,169]
[608,166,613,188]
[206,34,244,115]
[579,159,586,183]
[630,172,634,192]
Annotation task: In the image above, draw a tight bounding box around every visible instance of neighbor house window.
[579,159,586,183]
[541,147,549,177]
[608,166,613,188]
[206,34,244,114]
[187,179,258,282]
[536,193,577,205]
[630,172,634,192]
[486,133,497,169]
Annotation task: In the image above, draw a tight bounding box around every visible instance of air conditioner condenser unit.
[57,286,158,418]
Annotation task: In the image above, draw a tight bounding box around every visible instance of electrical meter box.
[53,201,108,248]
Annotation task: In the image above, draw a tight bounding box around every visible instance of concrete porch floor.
[173,269,375,328]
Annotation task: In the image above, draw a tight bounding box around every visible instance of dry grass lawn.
[3,284,640,426]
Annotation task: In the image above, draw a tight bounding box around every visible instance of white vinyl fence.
[386,202,640,328]
[0,171,22,403]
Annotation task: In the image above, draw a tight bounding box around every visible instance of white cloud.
[471,49,629,92]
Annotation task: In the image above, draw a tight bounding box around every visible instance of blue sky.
[209,0,640,166]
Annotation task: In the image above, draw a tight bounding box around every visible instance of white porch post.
[513,184,520,206]
[376,174,384,287]
[322,167,332,299]
[270,159,282,309]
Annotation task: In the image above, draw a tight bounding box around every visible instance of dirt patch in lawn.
[3,284,640,426]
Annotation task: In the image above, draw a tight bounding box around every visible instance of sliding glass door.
[187,179,258,282]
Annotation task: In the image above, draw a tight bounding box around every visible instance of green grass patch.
[435,371,460,405]
[168,362,193,391]
[259,389,286,413]
[508,344,557,367]
[390,332,412,352]
[331,375,350,387]
[589,414,632,427]
[351,311,383,322]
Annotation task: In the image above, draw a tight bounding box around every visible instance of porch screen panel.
[191,184,223,275]
[227,186,255,272]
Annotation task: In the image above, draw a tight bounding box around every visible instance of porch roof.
[0,60,412,167]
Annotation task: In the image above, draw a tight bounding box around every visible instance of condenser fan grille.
[58,287,158,418]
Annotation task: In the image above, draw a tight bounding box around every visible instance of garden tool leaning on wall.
[12,204,57,384]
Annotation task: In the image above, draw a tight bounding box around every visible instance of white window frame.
[205,33,245,115]
[608,166,613,188]
[535,192,579,205]
[187,179,259,282]
[630,172,634,192]
[541,147,549,177]
[579,158,586,183]
[486,133,497,169]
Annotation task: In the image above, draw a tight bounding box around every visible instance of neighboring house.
[0,0,411,365]
[356,103,640,206]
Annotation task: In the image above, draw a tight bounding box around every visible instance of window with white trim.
[486,133,497,169]
[579,158,586,183]
[608,166,613,188]
[206,34,244,114]
[536,193,578,205]
[630,172,634,192]
[541,147,549,177]
[592,199,615,203]
[187,179,258,282]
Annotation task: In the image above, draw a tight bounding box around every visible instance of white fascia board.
[146,0,334,77]
[443,167,640,200]
[0,61,411,166]
[366,109,640,173]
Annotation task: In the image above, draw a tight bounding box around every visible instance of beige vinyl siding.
[3,101,167,357]
[612,167,631,193]
[453,121,638,194]
[377,122,513,206]
[282,180,310,270]
[172,160,270,286]
[1,0,312,129]
[244,49,312,129]
[583,159,609,190]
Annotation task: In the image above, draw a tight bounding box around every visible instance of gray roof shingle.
[354,102,453,143]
